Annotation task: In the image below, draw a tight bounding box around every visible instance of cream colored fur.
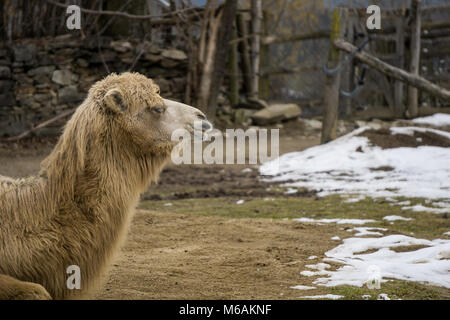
[0,72,208,299]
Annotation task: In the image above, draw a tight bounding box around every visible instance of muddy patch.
[142,164,316,200]
[358,128,450,149]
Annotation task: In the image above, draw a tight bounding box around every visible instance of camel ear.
[104,88,127,113]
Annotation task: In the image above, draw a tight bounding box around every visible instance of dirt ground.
[2,120,449,299]
[93,210,340,299]
[0,120,329,300]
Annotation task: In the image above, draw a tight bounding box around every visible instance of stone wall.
[0,35,188,137]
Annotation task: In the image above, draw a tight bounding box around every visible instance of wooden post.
[407,0,422,118]
[236,13,252,98]
[259,10,271,101]
[250,0,262,98]
[321,7,348,144]
[342,15,355,118]
[394,16,405,117]
[228,23,239,106]
[334,39,450,101]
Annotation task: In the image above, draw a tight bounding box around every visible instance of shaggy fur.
[0,72,205,299]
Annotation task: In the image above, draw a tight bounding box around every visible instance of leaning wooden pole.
[250,0,262,98]
[321,7,348,144]
[407,0,422,118]
[334,39,450,101]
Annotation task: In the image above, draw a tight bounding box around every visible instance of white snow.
[444,232,450,236]
[299,294,344,300]
[347,227,388,237]
[290,285,316,290]
[343,195,365,203]
[236,199,244,205]
[383,215,413,222]
[331,236,341,241]
[402,204,450,214]
[412,113,450,127]
[294,218,376,225]
[377,293,391,300]
[308,256,318,260]
[300,235,450,288]
[284,188,298,195]
[260,127,450,200]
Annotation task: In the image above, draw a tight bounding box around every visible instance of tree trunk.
[206,0,238,120]
[236,13,252,98]
[321,8,348,144]
[407,0,422,118]
[250,0,262,98]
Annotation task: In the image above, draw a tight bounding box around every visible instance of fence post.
[407,0,422,118]
[228,23,239,106]
[236,13,252,98]
[342,14,355,118]
[321,7,348,144]
[394,16,405,117]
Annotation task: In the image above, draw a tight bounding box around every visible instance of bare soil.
[358,128,450,149]
[0,120,328,299]
[93,210,340,299]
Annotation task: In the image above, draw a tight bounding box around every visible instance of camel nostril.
[196,112,206,120]
[201,120,213,131]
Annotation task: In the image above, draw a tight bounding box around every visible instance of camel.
[0,72,212,299]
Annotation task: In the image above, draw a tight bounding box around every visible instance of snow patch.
[402,204,450,214]
[294,217,376,225]
[290,285,316,290]
[347,227,388,237]
[260,127,450,200]
[383,215,413,222]
[412,113,450,127]
[299,294,344,300]
[301,235,450,288]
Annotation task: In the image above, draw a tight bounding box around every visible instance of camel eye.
[151,106,165,114]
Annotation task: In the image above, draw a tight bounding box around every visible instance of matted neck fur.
[0,72,211,299]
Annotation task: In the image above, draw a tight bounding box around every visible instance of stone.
[171,77,186,93]
[110,40,133,53]
[160,58,180,68]
[52,70,73,85]
[0,80,14,93]
[0,66,11,79]
[0,93,15,107]
[251,103,302,125]
[58,85,81,103]
[89,50,117,63]
[143,53,161,64]
[27,66,55,77]
[161,49,187,61]
[155,78,170,93]
[15,85,36,96]
[13,73,33,84]
[12,44,36,62]
[76,58,89,68]
[34,93,52,102]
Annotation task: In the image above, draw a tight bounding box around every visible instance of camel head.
[96,72,212,154]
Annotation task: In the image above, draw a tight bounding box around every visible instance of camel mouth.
[186,120,213,138]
